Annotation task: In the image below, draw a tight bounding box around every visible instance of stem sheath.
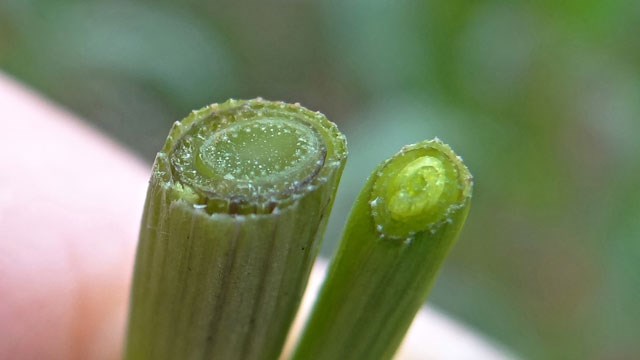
[292,139,472,360]
[125,99,347,360]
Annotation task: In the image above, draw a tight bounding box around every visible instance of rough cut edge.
[282,260,519,360]
[160,98,347,214]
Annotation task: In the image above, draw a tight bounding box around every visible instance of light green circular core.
[386,156,446,221]
[371,147,461,239]
[171,116,325,207]
[196,118,320,187]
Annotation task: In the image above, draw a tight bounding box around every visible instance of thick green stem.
[125,99,347,360]
[292,139,472,360]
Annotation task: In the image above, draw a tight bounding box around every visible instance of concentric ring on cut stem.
[162,99,346,214]
[370,140,471,239]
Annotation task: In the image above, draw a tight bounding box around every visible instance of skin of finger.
[0,73,148,360]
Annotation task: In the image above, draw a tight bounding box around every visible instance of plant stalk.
[292,139,472,360]
[125,99,347,360]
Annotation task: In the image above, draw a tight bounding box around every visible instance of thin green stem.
[292,139,473,360]
[125,99,347,360]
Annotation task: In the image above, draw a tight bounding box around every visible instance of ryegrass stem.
[292,139,473,360]
[125,99,347,360]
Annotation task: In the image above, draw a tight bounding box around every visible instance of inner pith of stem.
[170,116,326,211]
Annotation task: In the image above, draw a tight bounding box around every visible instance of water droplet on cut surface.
[403,236,414,245]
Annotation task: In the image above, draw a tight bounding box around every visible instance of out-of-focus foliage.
[1,0,638,358]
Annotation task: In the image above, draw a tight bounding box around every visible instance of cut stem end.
[370,139,472,239]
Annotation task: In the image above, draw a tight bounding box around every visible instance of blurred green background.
[2,1,639,358]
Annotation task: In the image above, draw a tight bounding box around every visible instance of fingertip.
[0,73,147,359]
